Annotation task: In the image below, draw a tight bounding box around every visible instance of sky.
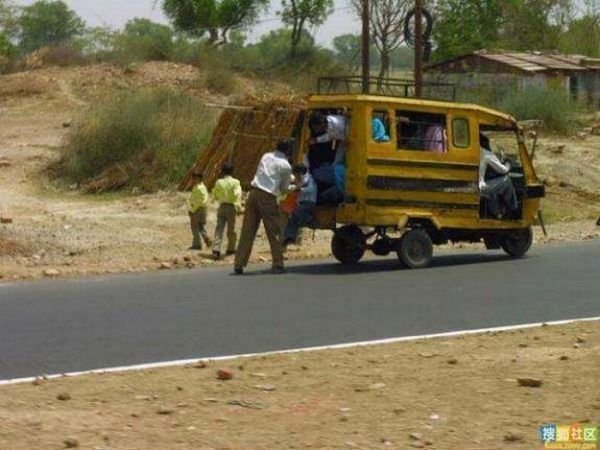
[13,0,362,46]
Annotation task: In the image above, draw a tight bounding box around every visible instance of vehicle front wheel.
[501,227,533,258]
[331,225,366,265]
[398,229,433,269]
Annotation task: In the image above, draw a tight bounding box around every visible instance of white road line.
[1,315,599,386]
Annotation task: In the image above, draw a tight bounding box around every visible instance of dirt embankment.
[0,62,599,282]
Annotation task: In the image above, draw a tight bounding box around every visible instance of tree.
[559,12,600,57]
[18,0,85,53]
[433,0,503,61]
[0,32,14,57]
[116,18,174,61]
[352,0,410,84]
[0,0,19,40]
[255,27,316,69]
[76,26,117,60]
[161,0,268,46]
[332,33,380,71]
[498,0,573,51]
[332,33,360,69]
[280,0,333,57]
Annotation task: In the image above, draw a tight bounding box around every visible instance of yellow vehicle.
[297,82,545,269]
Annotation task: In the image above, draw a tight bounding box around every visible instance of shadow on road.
[285,252,516,276]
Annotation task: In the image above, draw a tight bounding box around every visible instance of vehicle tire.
[500,227,533,258]
[398,229,433,269]
[331,225,366,265]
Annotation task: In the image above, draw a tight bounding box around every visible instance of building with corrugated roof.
[425,50,600,108]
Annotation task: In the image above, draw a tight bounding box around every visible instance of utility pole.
[361,0,370,94]
[414,0,423,98]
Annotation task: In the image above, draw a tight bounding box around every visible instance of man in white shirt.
[234,139,293,275]
[479,134,518,219]
[307,113,348,186]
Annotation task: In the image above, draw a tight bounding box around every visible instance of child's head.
[221,163,234,177]
[292,163,308,176]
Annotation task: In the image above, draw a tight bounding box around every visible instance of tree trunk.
[207,28,219,46]
[377,50,390,91]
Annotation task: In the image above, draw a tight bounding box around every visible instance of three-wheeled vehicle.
[296,79,545,268]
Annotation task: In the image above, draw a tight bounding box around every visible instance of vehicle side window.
[372,110,391,143]
[396,110,447,153]
[452,118,470,148]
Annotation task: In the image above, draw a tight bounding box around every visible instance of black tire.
[501,227,533,258]
[331,225,366,265]
[398,229,433,269]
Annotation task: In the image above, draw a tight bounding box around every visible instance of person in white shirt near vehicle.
[307,112,348,186]
[479,133,518,219]
[234,139,293,275]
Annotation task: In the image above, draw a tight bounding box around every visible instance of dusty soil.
[0,320,598,450]
[0,62,599,282]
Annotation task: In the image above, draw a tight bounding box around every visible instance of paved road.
[1,241,599,380]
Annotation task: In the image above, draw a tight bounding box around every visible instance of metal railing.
[317,76,457,101]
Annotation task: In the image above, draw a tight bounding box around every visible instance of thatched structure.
[179,98,306,191]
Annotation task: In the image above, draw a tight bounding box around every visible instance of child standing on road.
[211,163,243,260]
[188,170,212,250]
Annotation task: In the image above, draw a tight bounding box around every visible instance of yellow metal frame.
[300,94,543,231]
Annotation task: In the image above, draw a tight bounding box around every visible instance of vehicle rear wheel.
[500,227,533,258]
[331,225,366,265]
[398,229,433,269]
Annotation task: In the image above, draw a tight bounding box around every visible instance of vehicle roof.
[308,94,516,125]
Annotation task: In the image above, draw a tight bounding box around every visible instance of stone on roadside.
[63,438,79,448]
[159,262,172,270]
[57,392,71,401]
[157,406,174,415]
[43,268,60,277]
[254,384,277,392]
[1,217,13,224]
[504,432,524,442]
[216,369,233,381]
[576,336,586,344]
[549,144,565,154]
[447,357,458,365]
[517,377,542,388]
[559,355,569,361]
[409,432,423,441]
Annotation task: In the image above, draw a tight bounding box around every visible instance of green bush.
[57,89,214,192]
[499,87,579,134]
[205,68,238,95]
[112,18,174,65]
